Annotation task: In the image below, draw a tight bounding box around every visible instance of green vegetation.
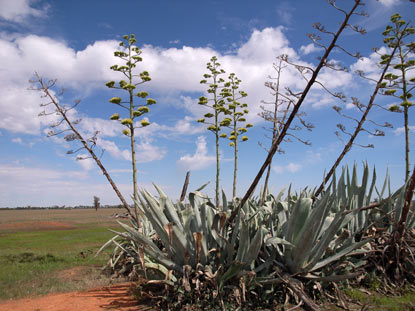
[345,287,415,311]
[106,34,156,221]
[28,2,415,310]
[0,220,118,300]
[221,72,250,198]
[380,13,415,181]
[198,56,228,207]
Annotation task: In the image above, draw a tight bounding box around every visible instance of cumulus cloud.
[76,155,95,171]
[273,162,302,174]
[0,163,157,207]
[394,126,415,135]
[12,137,23,145]
[377,0,401,7]
[350,48,385,82]
[299,43,323,55]
[0,25,352,143]
[79,117,123,138]
[276,2,295,25]
[177,136,216,171]
[0,0,47,23]
[96,138,130,161]
[135,138,166,163]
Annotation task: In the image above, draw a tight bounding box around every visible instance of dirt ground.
[0,283,153,311]
[0,208,152,310]
[0,221,75,232]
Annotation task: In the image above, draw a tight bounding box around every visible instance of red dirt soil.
[0,221,75,232]
[0,283,153,311]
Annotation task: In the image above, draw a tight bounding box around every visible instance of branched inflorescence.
[106,34,156,222]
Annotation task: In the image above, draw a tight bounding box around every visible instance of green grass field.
[1,208,415,311]
[0,208,124,300]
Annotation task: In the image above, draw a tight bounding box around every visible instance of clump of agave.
[98,164,414,309]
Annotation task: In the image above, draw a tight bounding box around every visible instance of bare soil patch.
[0,283,152,311]
[0,221,75,232]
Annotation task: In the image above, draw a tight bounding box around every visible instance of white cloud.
[0,163,158,207]
[0,84,53,134]
[350,49,383,82]
[377,0,401,7]
[306,150,322,163]
[299,43,323,55]
[138,115,205,141]
[394,126,415,135]
[135,138,166,163]
[0,0,47,23]
[97,138,131,161]
[12,137,23,145]
[273,162,302,174]
[177,136,216,171]
[0,25,352,139]
[79,117,123,138]
[276,2,294,25]
[76,155,95,171]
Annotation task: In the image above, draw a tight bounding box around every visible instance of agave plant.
[98,184,267,301]
[251,165,390,283]
[97,164,414,309]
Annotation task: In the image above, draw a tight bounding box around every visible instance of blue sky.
[0,0,414,207]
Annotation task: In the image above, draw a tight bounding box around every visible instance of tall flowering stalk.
[198,56,227,207]
[106,34,156,220]
[380,14,415,181]
[220,73,251,198]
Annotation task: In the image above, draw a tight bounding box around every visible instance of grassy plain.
[0,208,124,300]
[1,208,415,310]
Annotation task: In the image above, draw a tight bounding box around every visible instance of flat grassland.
[0,208,124,300]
